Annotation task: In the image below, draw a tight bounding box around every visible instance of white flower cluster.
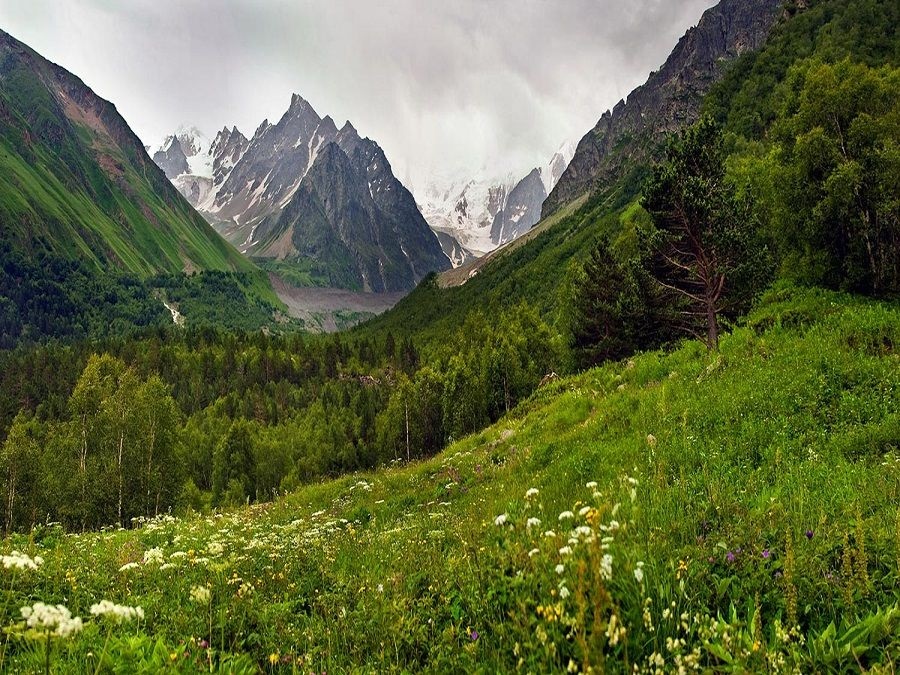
[494,513,509,526]
[21,602,83,637]
[600,553,614,581]
[1,550,44,571]
[90,600,145,623]
[524,487,539,499]
[190,585,211,604]
[143,547,164,565]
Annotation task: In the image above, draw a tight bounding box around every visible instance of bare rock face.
[490,168,547,246]
[247,122,450,293]
[543,0,783,217]
[152,136,189,179]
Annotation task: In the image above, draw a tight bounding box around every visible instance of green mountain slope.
[3,288,898,671]
[362,0,898,346]
[0,28,256,278]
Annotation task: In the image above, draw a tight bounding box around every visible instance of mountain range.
[413,141,576,266]
[152,96,450,292]
[366,0,786,339]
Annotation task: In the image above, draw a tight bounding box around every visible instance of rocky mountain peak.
[152,135,189,179]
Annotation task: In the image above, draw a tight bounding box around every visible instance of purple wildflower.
[805,530,814,540]
[761,549,770,559]
[726,551,736,563]
[470,629,479,641]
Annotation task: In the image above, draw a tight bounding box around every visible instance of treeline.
[0,305,560,532]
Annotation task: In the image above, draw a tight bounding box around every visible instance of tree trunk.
[706,295,719,351]
[117,427,125,528]
[404,399,410,462]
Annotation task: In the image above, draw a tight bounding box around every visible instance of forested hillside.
[2,287,898,671]
[363,0,898,346]
[0,29,282,342]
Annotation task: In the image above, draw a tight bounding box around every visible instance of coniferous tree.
[642,116,771,349]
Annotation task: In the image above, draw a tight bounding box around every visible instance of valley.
[0,0,897,671]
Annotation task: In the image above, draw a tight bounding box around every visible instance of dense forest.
[0,304,559,531]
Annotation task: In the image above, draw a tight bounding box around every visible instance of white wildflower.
[1,551,43,571]
[21,602,83,638]
[528,548,540,558]
[558,511,574,522]
[142,547,164,565]
[555,564,565,575]
[494,513,509,526]
[586,481,598,489]
[634,567,644,584]
[578,506,591,517]
[600,553,613,580]
[524,488,539,499]
[189,585,211,604]
[118,562,139,572]
[526,517,541,530]
[90,600,144,623]
[559,585,570,600]
[558,546,572,557]
[573,526,592,538]
[543,530,556,538]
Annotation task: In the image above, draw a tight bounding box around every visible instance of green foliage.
[767,58,899,294]
[641,116,772,349]
[212,421,255,507]
[0,243,289,347]
[705,0,899,139]
[565,238,667,369]
[1,289,898,671]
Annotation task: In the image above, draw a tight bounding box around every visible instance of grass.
[2,287,898,672]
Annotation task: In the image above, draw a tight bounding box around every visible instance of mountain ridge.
[543,0,783,216]
[0,28,257,279]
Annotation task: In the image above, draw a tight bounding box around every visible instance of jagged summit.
[415,140,577,264]
[152,94,449,292]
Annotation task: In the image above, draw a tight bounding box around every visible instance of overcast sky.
[0,0,714,188]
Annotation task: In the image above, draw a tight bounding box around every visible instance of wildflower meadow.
[1,288,898,672]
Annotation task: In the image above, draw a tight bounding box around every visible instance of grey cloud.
[0,0,714,186]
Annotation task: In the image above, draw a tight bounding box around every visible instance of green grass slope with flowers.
[1,285,898,673]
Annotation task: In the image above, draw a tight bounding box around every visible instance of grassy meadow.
[1,286,898,673]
